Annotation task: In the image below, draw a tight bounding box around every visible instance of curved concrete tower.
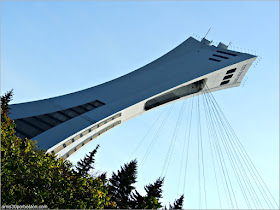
[9,37,256,159]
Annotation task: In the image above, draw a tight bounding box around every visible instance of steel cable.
[206,87,278,209]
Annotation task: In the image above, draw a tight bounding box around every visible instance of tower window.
[220,80,230,85]
[213,54,229,59]
[209,58,221,62]
[145,79,205,111]
[226,68,236,74]
[223,74,233,80]
[216,50,237,56]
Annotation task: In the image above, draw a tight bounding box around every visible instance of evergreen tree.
[109,159,137,208]
[75,144,99,177]
[131,177,164,209]
[97,172,107,183]
[145,177,164,201]
[169,194,184,209]
[131,189,145,209]
[1,89,13,114]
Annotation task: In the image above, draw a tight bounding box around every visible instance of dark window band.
[14,99,105,140]
[223,74,233,80]
[145,79,205,111]
[209,58,221,62]
[217,50,237,56]
[226,68,236,74]
[213,54,229,59]
[221,80,230,85]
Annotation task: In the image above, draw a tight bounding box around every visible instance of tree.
[169,195,184,209]
[75,144,100,177]
[131,177,164,209]
[1,89,13,114]
[109,162,168,209]
[145,177,164,202]
[109,159,137,208]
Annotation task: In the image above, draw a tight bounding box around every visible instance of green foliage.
[131,190,161,209]
[131,177,164,209]
[169,194,184,209]
[75,144,100,177]
[145,177,164,202]
[1,89,13,114]
[109,162,183,209]
[109,159,137,208]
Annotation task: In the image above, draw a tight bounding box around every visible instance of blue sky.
[1,1,279,209]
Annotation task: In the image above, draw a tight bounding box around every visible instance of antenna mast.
[203,28,211,39]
